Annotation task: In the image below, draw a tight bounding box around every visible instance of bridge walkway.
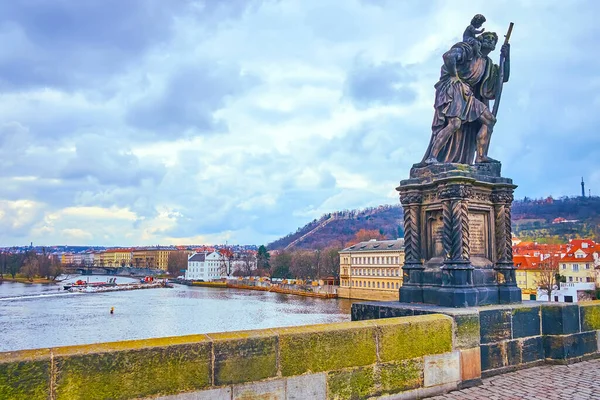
[428,358,600,400]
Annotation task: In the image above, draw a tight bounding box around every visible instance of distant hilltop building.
[338,239,405,301]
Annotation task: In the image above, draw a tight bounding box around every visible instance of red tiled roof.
[514,255,539,270]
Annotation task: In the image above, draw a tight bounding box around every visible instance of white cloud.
[0,0,598,246]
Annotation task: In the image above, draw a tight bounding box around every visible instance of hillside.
[268,196,600,250]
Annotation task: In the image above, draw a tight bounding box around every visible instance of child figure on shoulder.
[463,14,486,56]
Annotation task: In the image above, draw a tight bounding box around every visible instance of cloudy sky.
[0,0,598,247]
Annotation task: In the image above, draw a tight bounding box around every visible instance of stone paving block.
[377,315,453,362]
[276,322,377,376]
[0,349,52,400]
[327,365,376,400]
[480,343,505,371]
[156,387,232,400]
[479,309,511,344]
[379,306,415,319]
[351,303,380,321]
[208,330,277,385]
[53,339,212,400]
[521,336,544,364]
[580,303,600,332]
[506,340,521,366]
[454,313,480,349]
[378,359,423,394]
[541,304,580,335]
[286,373,326,400]
[544,331,597,360]
[233,379,285,400]
[459,347,481,381]
[511,306,541,338]
[424,351,460,387]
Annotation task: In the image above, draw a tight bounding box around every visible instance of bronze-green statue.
[420,20,513,166]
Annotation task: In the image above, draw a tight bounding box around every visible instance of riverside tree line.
[0,249,63,282]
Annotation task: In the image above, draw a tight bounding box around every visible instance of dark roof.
[188,253,206,262]
[340,239,404,253]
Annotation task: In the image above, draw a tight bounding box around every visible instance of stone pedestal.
[397,162,521,307]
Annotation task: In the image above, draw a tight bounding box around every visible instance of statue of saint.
[420,30,510,165]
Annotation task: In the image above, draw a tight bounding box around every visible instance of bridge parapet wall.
[352,300,600,378]
[1,314,466,399]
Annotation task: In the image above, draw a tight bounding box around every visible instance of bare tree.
[536,254,561,302]
[7,253,22,279]
[48,255,64,281]
[167,251,188,276]
[218,248,234,277]
[321,246,341,279]
[290,251,316,280]
[21,251,39,282]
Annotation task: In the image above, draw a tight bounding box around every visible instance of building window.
[586,264,590,269]
[569,276,573,282]
[562,264,566,270]
[573,264,579,272]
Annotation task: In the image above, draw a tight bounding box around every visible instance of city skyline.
[0,0,598,246]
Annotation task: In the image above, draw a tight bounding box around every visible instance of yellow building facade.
[98,249,132,268]
[338,239,404,301]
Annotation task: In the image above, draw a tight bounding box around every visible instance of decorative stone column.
[436,182,478,307]
[491,189,522,303]
[399,191,424,303]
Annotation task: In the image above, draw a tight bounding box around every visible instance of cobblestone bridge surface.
[428,358,600,400]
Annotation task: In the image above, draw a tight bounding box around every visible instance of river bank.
[0,277,352,351]
[0,276,58,284]
[173,278,338,299]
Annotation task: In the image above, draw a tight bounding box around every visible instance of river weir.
[0,275,352,352]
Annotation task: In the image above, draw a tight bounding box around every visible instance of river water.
[0,275,353,352]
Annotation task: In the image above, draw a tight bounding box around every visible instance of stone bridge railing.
[352,300,600,378]
[1,314,466,400]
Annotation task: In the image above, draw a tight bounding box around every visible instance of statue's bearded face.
[480,34,497,51]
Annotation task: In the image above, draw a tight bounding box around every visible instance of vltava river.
[0,276,353,352]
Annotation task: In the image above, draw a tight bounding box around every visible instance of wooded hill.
[268,196,600,250]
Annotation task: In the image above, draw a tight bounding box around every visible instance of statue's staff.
[491,22,514,117]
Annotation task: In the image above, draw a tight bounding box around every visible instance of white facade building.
[185,251,224,281]
[537,282,596,303]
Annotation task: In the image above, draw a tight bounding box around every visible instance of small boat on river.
[63,278,117,290]
[67,279,172,293]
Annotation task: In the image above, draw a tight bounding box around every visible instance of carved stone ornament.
[437,184,472,200]
[471,190,491,202]
[490,191,514,204]
[400,192,423,205]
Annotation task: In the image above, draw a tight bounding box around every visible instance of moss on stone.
[277,324,377,376]
[52,334,211,357]
[454,314,480,349]
[0,360,50,400]
[376,315,453,362]
[580,304,600,331]
[327,366,376,400]
[209,331,277,385]
[54,342,212,400]
[378,359,423,394]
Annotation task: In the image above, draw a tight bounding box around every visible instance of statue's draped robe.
[421,42,500,164]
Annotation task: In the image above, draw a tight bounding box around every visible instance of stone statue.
[420,23,511,166]
[462,14,486,57]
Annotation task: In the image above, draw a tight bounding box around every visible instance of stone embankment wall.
[338,286,400,302]
[352,300,600,378]
[1,314,472,400]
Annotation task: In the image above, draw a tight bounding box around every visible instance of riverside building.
[185,251,224,281]
[338,239,404,301]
